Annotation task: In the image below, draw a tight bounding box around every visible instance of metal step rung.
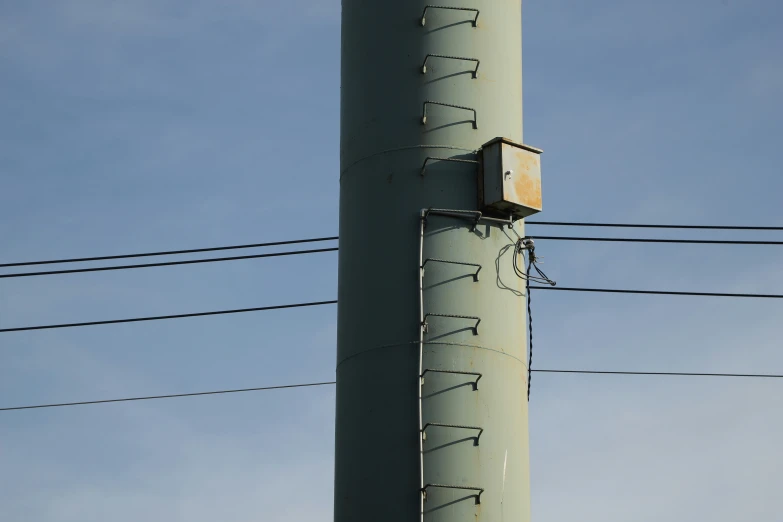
[422,484,484,504]
[421,54,480,78]
[422,313,480,335]
[422,422,483,446]
[421,100,477,129]
[420,157,479,177]
[421,258,481,281]
[420,6,480,27]
[421,369,482,390]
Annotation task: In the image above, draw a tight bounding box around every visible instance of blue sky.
[1,1,782,520]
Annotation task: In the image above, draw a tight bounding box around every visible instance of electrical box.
[478,137,543,219]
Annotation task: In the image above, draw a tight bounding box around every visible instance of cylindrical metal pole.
[336,2,530,521]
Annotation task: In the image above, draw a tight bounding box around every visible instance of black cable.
[0,236,339,268]
[4,369,783,412]
[533,369,783,378]
[527,221,783,230]
[0,300,338,333]
[530,236,783,245]
[3,223,780,270]
[529,286,783,299]
[5,284,781,334]
[0,381,337,412]
[526,257,533,402]
[0,247,338,279]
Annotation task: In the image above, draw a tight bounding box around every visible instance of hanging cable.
[526,259,533,401]
[512,238,556,401]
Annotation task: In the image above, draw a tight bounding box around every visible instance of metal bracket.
[422,101,477,129]
[422,313,481,335]
[422,258,481,281]
[420,157,479,177]
[420,6,480,27]
[422,484,484,504]
[423,208,514,231]
[421,369,482,390]
[422,54,480,78]
[422,423,483,446]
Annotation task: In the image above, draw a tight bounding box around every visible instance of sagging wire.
[515,238,556,401]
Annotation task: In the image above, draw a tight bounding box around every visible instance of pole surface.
[336,2,530,521]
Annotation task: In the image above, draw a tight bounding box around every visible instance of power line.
[0,236,339,268]
[0,382,337,412]
[4,369,783,412]
[527,221,783,231]
[534,369,783,378]
[0,300,338,333]
[4,220,782,270]
[530,286,783,299]
[530,236,783,245]
[5,283,782,333]
[4,235,780,279]
[0,247,338,279]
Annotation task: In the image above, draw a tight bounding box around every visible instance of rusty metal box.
[478,137,542,219]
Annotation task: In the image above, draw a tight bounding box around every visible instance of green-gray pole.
[336,2,530,521]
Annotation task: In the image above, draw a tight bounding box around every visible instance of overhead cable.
[0,236,339,268]
[0,247,338,279]
[0,382,337,412]
[527,221,783,231]
[0,300,338,333]
[529,286,783,299]
[4,369,783,412]
[6,283,782,333]
[5,220,782,270]
[533,369,783,378]
[530,236,783,245]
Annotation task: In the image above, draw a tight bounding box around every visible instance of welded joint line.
[422,313,480,335]
[421,54,480,77]
[422,258,481,281]
[422,101,477,129]
[422,423,483,446]
[420,156,479,177]
[422,484,484,504]
[421,368,482,390]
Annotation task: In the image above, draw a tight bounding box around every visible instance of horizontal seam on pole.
[335,340,525,371]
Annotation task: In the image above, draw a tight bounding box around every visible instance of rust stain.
[508,148,542,210]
